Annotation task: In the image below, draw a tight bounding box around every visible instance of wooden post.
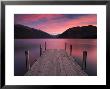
[45,42,46,51]
[65,43,66,51]
[82,51,87,70]
[70,45,72,56]
[40,44,42,56]
[25,50,30,70]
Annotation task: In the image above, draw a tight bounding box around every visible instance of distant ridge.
[14,24,52,39]
[14,24,97,39]
[58,25,97,39]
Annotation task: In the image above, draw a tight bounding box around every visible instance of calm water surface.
[14,39,97,76]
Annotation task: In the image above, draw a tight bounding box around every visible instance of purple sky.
[14,14,97,35]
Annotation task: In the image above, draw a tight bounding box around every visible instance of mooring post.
[25,50,30,70]
[65,43,66,51]
[70,44,72,56]
[40,44,42,56]
[45,42,46,51]
[82,51,87,70]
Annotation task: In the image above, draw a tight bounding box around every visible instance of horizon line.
[14,24,97,35]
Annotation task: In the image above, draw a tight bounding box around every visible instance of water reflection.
[14,39,97,76]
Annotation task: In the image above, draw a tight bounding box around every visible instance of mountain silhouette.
[58,25,97,39]
[14,24,52,39]
[14,24,97,39]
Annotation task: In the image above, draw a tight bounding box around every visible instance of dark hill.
[58,25,97,39]
[14,24,52,39]
[14,24,97,39]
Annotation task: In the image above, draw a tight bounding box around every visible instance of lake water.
[14,39,97,76]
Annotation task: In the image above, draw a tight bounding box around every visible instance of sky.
[14,14,97,35]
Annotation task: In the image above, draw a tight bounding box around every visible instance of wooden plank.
[25,49,88,76]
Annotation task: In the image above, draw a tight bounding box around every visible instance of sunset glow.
[14,14,97,35]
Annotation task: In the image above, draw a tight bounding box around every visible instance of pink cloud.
[15,14,97,35]
[34,14,97,35]
[15,14,64,24]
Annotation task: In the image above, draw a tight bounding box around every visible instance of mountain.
[14,24,52,39]
[14,24,97,39]
[58,25,97,39]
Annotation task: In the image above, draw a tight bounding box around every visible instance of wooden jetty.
[25,49,88,76]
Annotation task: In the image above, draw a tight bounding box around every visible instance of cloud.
[14,14,97,35]
[34,14,97,34]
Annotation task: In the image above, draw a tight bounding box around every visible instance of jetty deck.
[25,49,87,76]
